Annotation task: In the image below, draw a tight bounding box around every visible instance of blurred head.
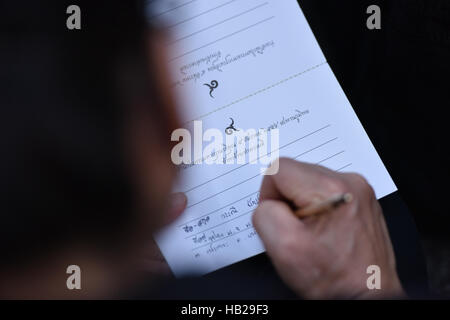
[0,0,179,293]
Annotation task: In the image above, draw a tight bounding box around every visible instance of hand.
[139,192,187,276]
[252,158,404,299]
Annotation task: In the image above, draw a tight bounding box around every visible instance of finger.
[165,192,187,224]
[260,158,348,208]
[252,199,305,253]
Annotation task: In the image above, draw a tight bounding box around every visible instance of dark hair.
[0,0,160,266]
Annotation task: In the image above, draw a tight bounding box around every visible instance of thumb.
[252,200,305,253]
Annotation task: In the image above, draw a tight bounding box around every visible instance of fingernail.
[170,192,187,213]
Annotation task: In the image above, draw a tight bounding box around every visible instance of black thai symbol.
[225,118,239,135]
[204,80,219,98]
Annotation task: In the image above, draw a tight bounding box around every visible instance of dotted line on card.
[182,61,328,125]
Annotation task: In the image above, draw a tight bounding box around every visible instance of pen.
[294,193,353,219]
